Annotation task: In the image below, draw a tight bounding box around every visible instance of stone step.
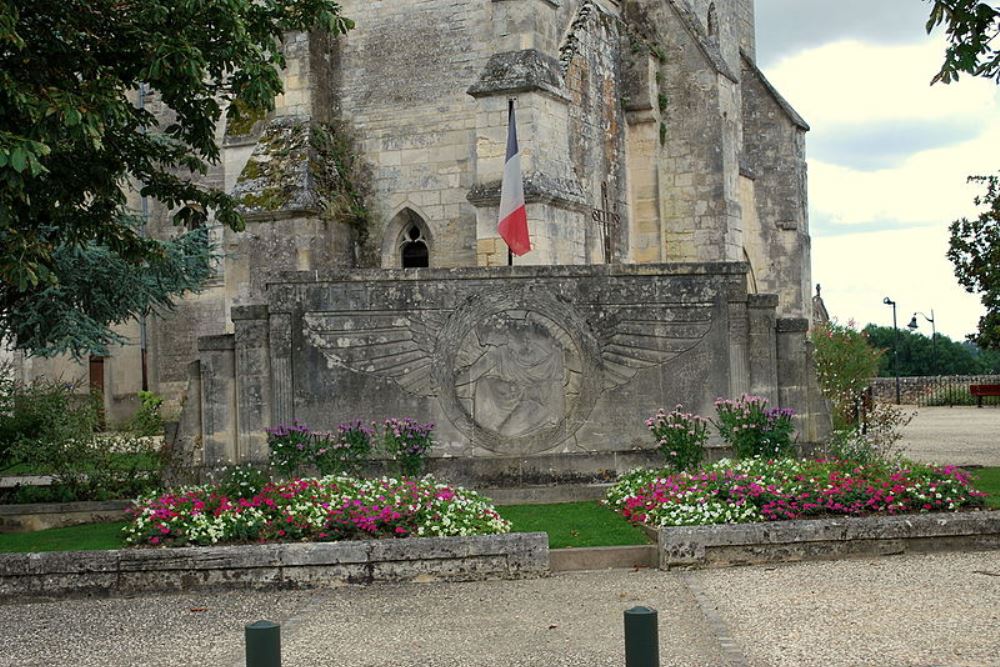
[549,545,658,572]
[479,483,612,505]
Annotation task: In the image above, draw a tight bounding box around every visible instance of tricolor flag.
[498,99,531,256]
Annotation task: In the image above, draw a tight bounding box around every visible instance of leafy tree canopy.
[863,324,1000,376]
[926,0,1000,84]
[925,2,1000,348]
[947,174,1000,348]
[0,1,352,357]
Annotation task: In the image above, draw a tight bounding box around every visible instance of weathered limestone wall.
[333,0,496,269]
[741,55,812,319]
[659,511,1000,570]
[624,0,743,264]
[563,2,630,264]
[0,533,549,601]
[177,263,805,478]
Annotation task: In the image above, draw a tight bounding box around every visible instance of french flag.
[498,99,532,257]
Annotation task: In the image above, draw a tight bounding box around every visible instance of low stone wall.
[0,500,131,534]
[0,532,549,602]
[658,512,1000,569]
[870,375,1000,404]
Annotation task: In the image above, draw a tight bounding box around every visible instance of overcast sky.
[755,0,999,341]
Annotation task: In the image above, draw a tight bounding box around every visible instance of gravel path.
[692,550,1000,667]
[899,406,1000,467]
[3,554,1000,667]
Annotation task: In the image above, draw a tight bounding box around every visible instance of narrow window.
[401,224,429,268]
[707,3,719,39]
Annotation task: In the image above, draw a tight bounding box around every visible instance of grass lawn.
[498,501,650,549]
[972,467,1000,509]
[0,522,127,553]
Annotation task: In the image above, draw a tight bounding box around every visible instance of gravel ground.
[3,555,1000,667]
[0,571,723,667]
[899,406,1000,467]
[692,550,1000,667]
[272,571,724,667]
[0,590,316,667]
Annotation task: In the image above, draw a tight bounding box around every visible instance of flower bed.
[606,458,988,528]
[124,476,510,547]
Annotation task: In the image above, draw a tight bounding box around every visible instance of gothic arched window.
[400,223,429,268]
[707,3,719,39]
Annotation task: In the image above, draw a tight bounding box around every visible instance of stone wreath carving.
[303,287,712,455]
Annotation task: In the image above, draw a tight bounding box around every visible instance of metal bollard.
[245,620,281,667]
[624,606,659,667]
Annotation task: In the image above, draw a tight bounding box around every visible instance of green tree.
[925,2,1000,348]
[947,174,1000,349]
[0,1,352,357]
[862,324,998,376]
[926,0,1000,84]
[810,322,884,430]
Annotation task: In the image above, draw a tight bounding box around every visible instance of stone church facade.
[15,0,828,478]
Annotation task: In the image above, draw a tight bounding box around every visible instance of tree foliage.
[925,2,1000,348]
[0,1,352,356]
[864,324,1000,375]
[926,0,1000,84]
[810,322,884,430]
[946,175,1000,349]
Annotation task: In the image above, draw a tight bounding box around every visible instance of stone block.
[659,511,1000,569]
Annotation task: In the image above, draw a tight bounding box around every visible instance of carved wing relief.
[303,311,448,396]
[591,306,714,389]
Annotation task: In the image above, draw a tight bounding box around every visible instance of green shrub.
[266,420,375,477]
[8,433,163,502]
[124,390,164,437]
[715,395,796,459]
[381,418,434,477]
[810,321,883,430]
[0,370,100,473]
[644,407,708,471]
[821,402,915,465]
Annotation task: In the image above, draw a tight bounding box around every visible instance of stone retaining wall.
[0,533,548,602]
[658,511,1000,569]
[870,375,1000,404]
[0,500,131,534]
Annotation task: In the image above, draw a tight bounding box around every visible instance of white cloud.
[759,36,1000,338]
[809,121,1000,227]
[813,226,982,340]
[766,39,999,128]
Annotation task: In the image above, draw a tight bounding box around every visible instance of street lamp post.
[908,310,937,373]
[884,297,901,404]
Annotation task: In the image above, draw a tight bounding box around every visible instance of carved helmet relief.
[303,285,713,456]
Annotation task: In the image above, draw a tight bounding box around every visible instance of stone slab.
[658,511,1000,569]
[0,500,131,533]
[0,532,549,602]
[549,545,658,572]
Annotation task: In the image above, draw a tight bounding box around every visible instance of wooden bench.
[969,384,1000,408]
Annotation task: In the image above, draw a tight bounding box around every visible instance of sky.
[755,0,1000,341]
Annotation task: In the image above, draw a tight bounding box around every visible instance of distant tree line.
[862,325,1000,377]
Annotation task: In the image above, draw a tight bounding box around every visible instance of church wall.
[268,264,742,465]
[563,3,630,264]
[330,0,498,269]
[629,0,742,264]
[741,64,811,319]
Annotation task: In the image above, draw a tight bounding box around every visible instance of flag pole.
[498,95,530,263]
[508,97,516,268]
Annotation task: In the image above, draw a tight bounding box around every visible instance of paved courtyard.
[2,550,999,667]
[899,405,1000,467]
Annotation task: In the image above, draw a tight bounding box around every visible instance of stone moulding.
[658,511,1000,570]
[0,533,549,603]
